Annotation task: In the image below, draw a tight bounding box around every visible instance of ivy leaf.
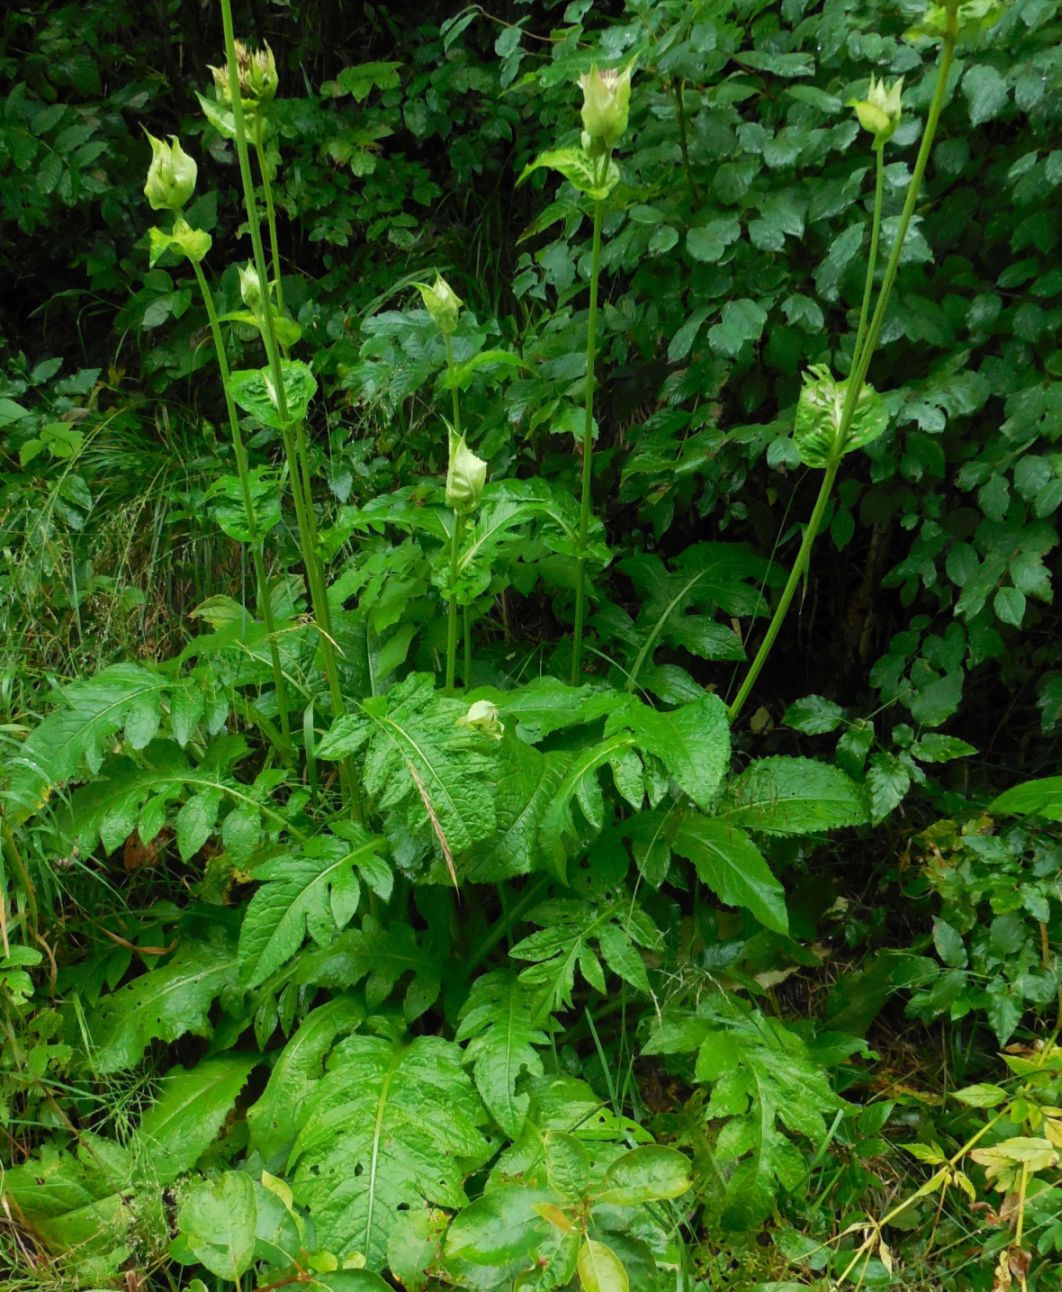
[238,829,388,987]
[708,298,767,357]
[290,1034,493,1270]
[229,360,317,431]
[783,695,844,735]
[671,814,788,934]
[793,364,889,468]
[135,1054,257,1183]
[456,971,549,1138]
[89,937,238,1074]
[720,757,869,834]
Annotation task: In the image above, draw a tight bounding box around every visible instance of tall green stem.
[191,258,292,747]
[253,114,285,320]
[852,146,885,374]
[570,195,605,685]
[727,23,957,725]
[219,0,362,818]
[444,334,465,695]
[446,512,465,696]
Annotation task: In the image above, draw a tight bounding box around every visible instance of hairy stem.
[570,194,605,684]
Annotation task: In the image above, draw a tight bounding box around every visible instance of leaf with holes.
[89,937,238,1074]
[290,1034,492,1270]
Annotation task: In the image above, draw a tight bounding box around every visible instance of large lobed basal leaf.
[4,663,168,821]
[238,827,390,987]
[318,673,499,866]
[456,970,550,1138]
[290,1034,493,1270]
[87,935,239,1074]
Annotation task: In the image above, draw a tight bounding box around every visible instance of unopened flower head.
[849,74,903,148]
[458,699,504,741]
[209,39,278,104]
[416,273,462,336]
[239,263,264,311]
[446,431,487,512]
[143,133,197,212]
[578,64,632,155]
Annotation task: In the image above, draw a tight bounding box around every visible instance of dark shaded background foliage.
[3,0,1059,776]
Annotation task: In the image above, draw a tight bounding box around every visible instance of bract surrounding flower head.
[416,274,463,336]
[209,39,278,104]
[239,263,264,311]
[458,700,504,741]
[848,75,904,148]
[446,431,487,513]
[578,65,632,154]
[143,133,197,212]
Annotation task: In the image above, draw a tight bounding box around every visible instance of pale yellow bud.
[238,263,263,311]
[458,700,504,740]
[446,431,487,512]
[848,75,904,148]
[578,65,632,154]
[416,274,463,336]
[143,132,197,212]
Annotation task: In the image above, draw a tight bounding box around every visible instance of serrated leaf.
[247,996,364,1161]
[89,938,238,1073]
[319,674,498,865]
[720,757,869,834]
[296,917,441,1022]
[179,1171,257,1281]
[671,814,788,934]
[607,694,730,812]
[291,1035,492,1270]
[4,664,168,821]
[135,1054,257,1183]
[238,829,387,987]
[518,147,620,201]
[229,360,317,431]
[783,695,844,735]
[793,364,888,468]
[456,971,549,1138]
[953,1083,1008,1108]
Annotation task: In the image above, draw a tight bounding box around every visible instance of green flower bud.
[446,431,487,513]
[209,40,278,104]
[578,65,632,154]
[416,274,462,336]
[143,132,197,212]
[239,263,264,312]
[848,75,904,148]
[458,699,504,741]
